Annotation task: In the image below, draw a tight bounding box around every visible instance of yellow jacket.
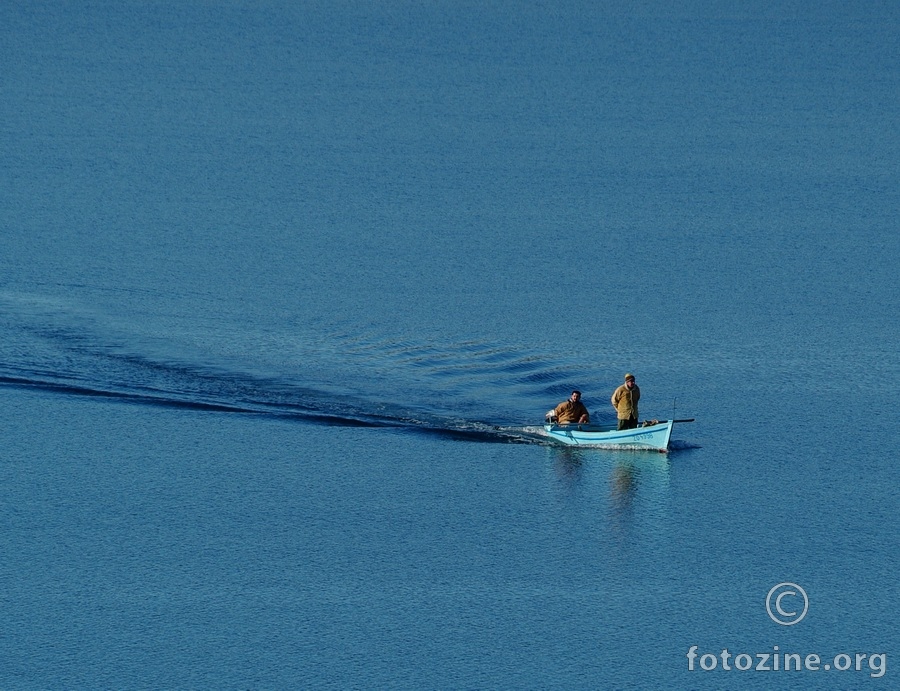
[554,400,590,424]
[611,383,640,420]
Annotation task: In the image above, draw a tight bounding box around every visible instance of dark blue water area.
[3,385,898,688]
[3,0,900,687]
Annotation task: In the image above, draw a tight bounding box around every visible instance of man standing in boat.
[611,373,640,430]
[552,390,590,424]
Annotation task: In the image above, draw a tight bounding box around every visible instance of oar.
[670,418,695,423]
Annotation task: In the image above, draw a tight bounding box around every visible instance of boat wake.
[0,291,602,445]
[667,439,702,451]
[1,290,699,448]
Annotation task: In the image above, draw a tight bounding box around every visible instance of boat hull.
[542,420,674,451]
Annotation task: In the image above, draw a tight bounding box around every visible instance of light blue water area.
[1,388,679,687]
[2,0,899,687]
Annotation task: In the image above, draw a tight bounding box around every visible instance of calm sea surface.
[2,1,899,688]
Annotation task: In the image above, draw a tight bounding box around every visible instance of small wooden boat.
[542,418,693,452]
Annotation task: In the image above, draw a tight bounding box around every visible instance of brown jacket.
[554,399,590,424]
[611,383,640,420]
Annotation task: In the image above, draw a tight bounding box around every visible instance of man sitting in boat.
[548,390,590,424]
[611,373,641,430]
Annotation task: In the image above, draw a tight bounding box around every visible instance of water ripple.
[0,293,617,442]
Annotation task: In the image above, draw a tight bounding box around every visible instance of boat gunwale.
[542,419,674,451]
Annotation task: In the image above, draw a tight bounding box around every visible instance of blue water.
[3,1,899,687]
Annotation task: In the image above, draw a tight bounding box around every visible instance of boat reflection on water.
[548,446,672,532]
[550,445,587,486]
[609,462,638,511]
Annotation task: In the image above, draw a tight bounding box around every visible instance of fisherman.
[611,373,640,430]
[551,390,590,424]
